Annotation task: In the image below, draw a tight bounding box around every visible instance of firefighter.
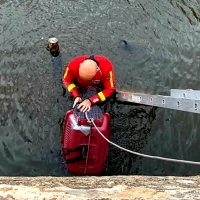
[62,55,116,112]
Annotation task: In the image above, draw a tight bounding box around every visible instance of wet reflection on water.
[1,0,200,176]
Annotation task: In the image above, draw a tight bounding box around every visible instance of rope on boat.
[84,126,92,175]
[85,113,200,166]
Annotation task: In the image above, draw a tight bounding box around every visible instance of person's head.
[79,59,97,81]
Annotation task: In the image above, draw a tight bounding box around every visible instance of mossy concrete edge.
[0,175,199,199]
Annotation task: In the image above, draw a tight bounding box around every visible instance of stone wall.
[0,176,199,199]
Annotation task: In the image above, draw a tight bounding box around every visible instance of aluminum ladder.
[116,89,200,114]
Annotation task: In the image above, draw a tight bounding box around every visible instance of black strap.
[65,155,83,164]
[63,146,84,156]
[63,146,88,164]
[85,55,99,66]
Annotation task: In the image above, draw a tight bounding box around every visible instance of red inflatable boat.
[61,105,110,175]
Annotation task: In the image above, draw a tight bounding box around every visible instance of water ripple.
[1,0,200,176]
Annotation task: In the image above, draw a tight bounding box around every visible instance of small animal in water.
[119,39,152,55]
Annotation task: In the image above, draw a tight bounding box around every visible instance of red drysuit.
[62,55,116,105]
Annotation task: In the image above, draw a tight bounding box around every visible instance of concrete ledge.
[0,176,199,199]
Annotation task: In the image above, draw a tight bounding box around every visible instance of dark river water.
[1,0,200,176]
